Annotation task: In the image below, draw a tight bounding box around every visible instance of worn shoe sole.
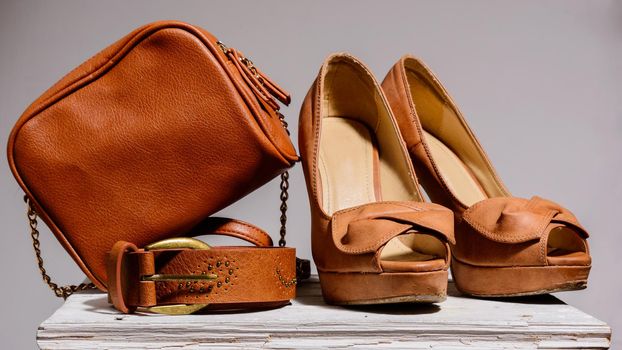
[318,270,448,305]
[451,258,590,297]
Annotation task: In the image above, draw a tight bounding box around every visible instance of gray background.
[1,0,620,348]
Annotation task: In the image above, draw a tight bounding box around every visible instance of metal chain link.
[278,112,291,247]
[278,171,289,247]
[25,197,96,299]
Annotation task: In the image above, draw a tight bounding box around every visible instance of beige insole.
[319,117,376,214]
[422,130,487,207]
[319,117,442,263]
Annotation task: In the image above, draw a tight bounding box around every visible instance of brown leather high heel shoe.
[299,53,455,305]
[382,55,591,297]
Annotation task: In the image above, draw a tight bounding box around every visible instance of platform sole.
[451,259,590,297]
[318,270,447,305]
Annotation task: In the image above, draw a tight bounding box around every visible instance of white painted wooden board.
[37,277,611,349]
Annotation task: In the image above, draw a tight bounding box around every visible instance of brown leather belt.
[107,218,301,314]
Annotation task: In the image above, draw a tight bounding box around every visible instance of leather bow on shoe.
[331,201,455,255]
[462,196,589,244]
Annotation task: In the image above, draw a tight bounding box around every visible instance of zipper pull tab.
[217,41,290,110]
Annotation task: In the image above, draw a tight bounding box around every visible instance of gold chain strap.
[278,112,291,247]
[25,197,96,299]
[279,171,290,247]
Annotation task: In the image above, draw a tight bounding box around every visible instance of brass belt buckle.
[141,237,217,315]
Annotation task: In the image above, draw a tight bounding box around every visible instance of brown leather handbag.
[7,21,301,309]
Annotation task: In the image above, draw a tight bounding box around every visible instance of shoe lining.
[422,130,487,207]
[321,57,420,206]
[405,66,507,201]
